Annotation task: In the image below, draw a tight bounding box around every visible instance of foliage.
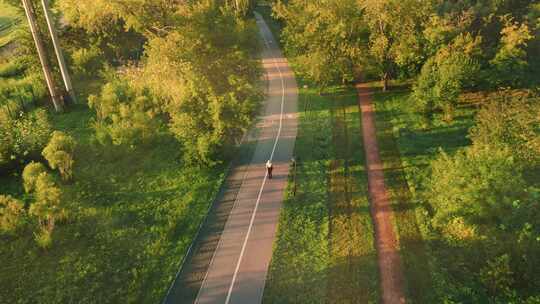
[273,0,365,88]
[469,91,540,165]
[412,34,481,122]
[0,194,25,234]
[479,254,514,297]
[88,78,159,147]
[360,0,432,88]
[489,17,533,87]
[22,161,46,193]
[137,3,263,164]
[427,145,525,230]
[71,46,103,77]
[0,104,227,302]
[42,131,76,182]
[0,109,52,168]
[374,87,540,302]
[29,172,63,235]
[33,226,52,249]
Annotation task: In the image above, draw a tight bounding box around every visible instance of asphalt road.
[188,13,298,304]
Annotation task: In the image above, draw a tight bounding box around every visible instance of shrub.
[42,131,76,182]
[34,227,53,249]
[88,79,159,146]
[22,162,47,193]
[71,46,103,77]
[0,109,52,168]
[0,195,25,234]
[480,254,514,298]
[0,59,26,78]
[29,172,63,235]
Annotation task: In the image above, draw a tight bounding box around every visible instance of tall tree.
[359,0,432,90]
[274,0,365,89]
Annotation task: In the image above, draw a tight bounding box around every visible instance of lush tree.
[469,91,540,165]
[489,17,533,87]
[135,3,263,164]
[28,172,64,248]
[56,0,181,37]
[70,46,103,77]
[42,131,76,182]
[427,145,525,233]
[412,34,481,122]
[273,0,365,89]
[359,0,432,90]
[0,195,25,235]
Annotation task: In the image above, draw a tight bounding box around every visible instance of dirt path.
[356,83,406,304]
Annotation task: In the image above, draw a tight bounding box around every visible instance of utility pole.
[21,0,64,112]
[41,0,76,104]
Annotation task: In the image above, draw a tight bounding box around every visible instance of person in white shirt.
[266,160,273,179]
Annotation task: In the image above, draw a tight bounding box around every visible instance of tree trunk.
[21,0,64,112]
[41,0,77,104]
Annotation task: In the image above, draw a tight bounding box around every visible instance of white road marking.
[223,17,287,304]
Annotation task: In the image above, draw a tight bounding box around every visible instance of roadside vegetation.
[267,0,539,302]
[0,0,262,302]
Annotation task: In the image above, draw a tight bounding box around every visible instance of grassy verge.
[0,76,228,303]
[0,2,21,48]
[262,83,378,303]
[372,84,476,302]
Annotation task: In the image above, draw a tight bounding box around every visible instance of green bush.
[480,254,514,298]
[0,194,25,235]
[22,161,47,193]
[0,59,26,78]
[71,46,103,77]
[29,172,64,236]
[0,109,52,168]
[88,79,159,147]
[33,227,53,249]
[42,131,76,182]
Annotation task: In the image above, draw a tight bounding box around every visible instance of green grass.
[372,84,477,302]
[0,2,22,49]
[263,83,378,303]
[0,77,228,303]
